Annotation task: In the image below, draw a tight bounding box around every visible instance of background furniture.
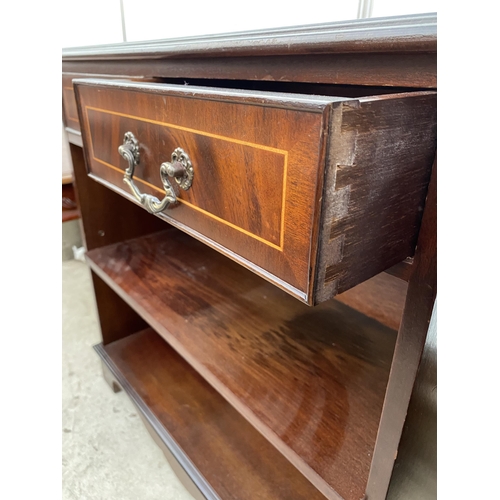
[62,14,437,500]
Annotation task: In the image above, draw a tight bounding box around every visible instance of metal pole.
[357,0,374,18]
[120,0,127,42]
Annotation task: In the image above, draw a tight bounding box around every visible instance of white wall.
[122,0,359,42]
[372,0,438,17]
[61,0,123,47]
[61,0,437,47]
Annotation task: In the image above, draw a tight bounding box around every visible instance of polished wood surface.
[76,79,435,305]
[98,328,327,500]
[62,52,436,89]
[86,228,397,500]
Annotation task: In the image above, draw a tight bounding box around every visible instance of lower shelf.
[87,228,400,500]
[95,327,325,500]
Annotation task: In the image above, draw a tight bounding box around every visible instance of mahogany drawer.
[74,79,436,305]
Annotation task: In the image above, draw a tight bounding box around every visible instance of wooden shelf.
[96,328,325,500]
[87,228,398,500]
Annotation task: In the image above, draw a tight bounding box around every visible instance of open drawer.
[74,79,436,305]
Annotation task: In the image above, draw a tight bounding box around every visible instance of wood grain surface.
[62,52,436,89]
[314,92,436,303]
[99,328,327,500]
[86,228,397,500]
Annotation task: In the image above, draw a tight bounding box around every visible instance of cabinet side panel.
[69,141,165,345]
[386,301,437,500]
[366,158,437,500]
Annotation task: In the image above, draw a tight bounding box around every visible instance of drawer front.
[75,80,436,304]
[75,80,335,301]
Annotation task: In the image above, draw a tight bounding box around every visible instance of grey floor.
[62,221,194,500]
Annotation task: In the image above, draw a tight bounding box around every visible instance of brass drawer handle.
[118,132,193,214]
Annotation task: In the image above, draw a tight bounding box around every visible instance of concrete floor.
[62,219,83,261]
[62,221,194,500]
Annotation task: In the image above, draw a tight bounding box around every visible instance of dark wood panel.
[62,51,436,88]
[86,229,397,500]
[98,328,327,500]
[385,259,414,282]
[91,271,149,345]
[314,92,436,303]
[386,302,436,500]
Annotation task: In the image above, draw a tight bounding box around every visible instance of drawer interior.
[153,76,434,98]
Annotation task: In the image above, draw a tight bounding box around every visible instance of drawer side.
[314,93,437,303]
